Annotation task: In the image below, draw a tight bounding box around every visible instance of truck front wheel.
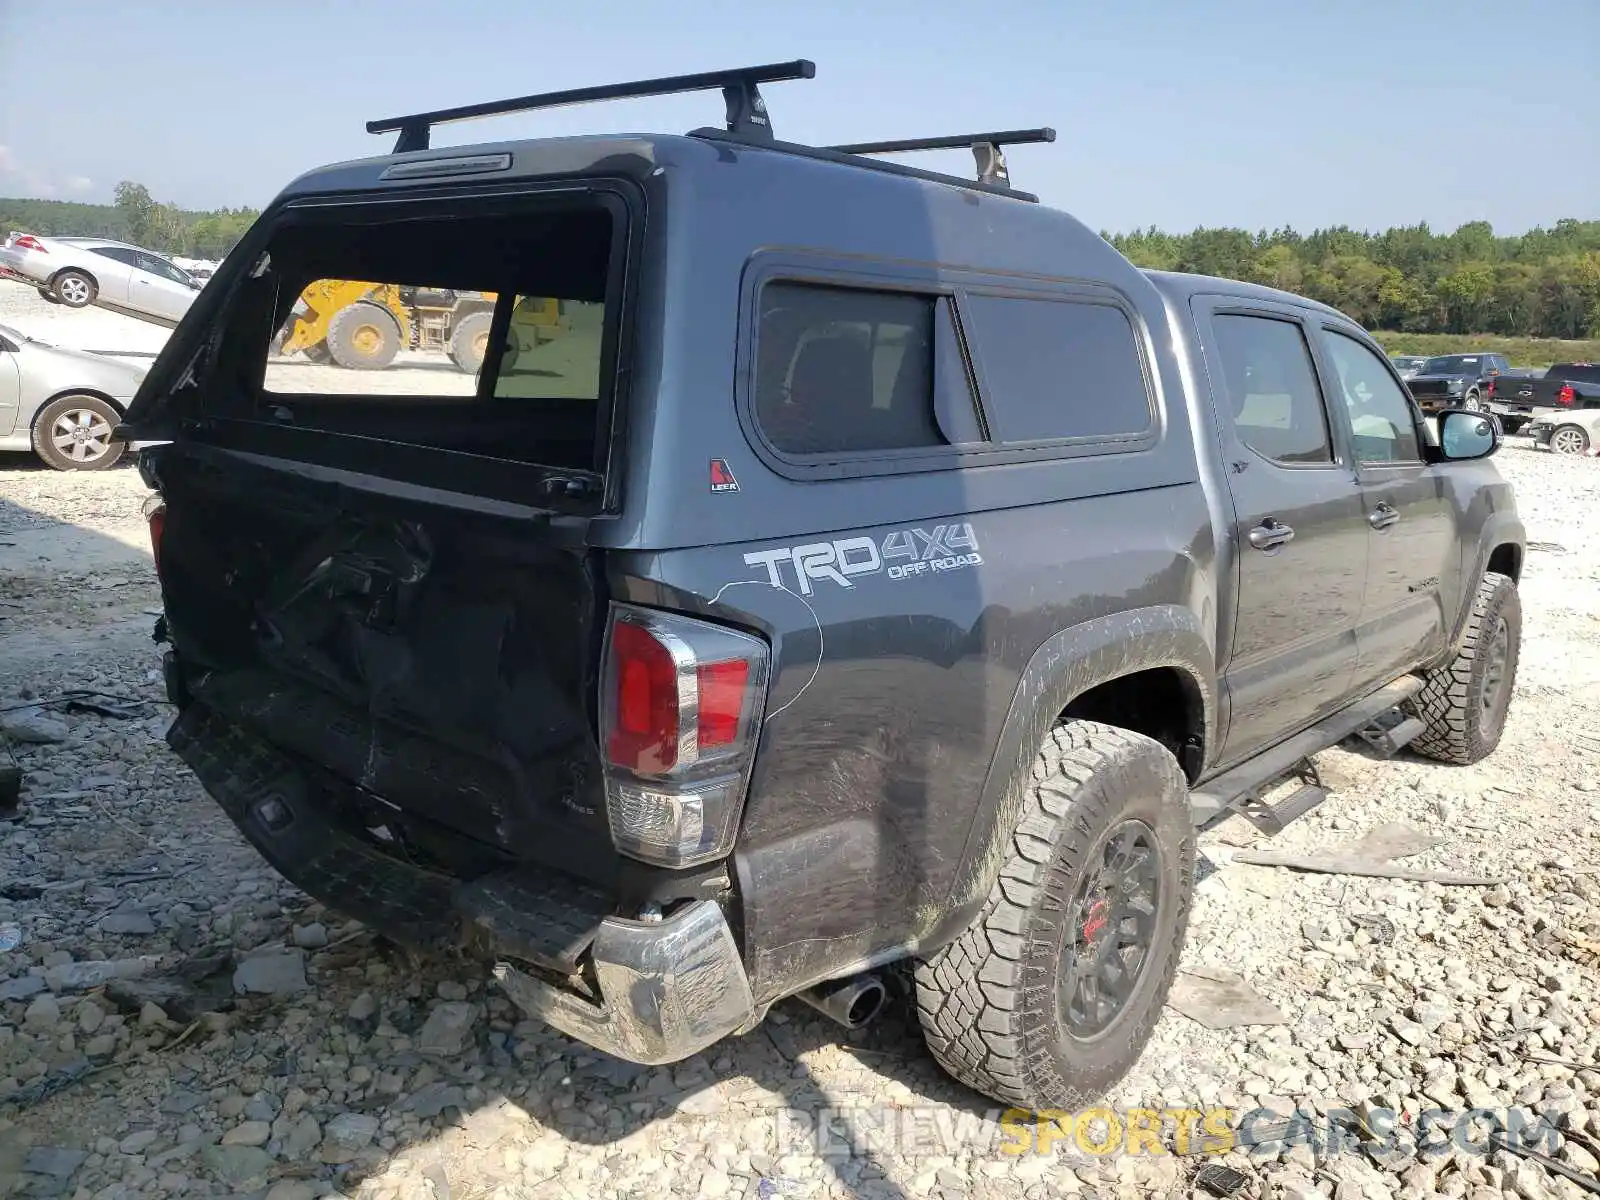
[1411,571,1521,765]
[915,721,1195,1110]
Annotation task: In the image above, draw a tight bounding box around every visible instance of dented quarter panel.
[610,480,1216,1005]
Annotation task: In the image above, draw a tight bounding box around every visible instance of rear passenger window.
[754,283,969,457]
[1212,314,1334,465]
[960,296,1152,443]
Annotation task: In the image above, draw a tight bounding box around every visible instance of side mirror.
[1437,409,1499,461]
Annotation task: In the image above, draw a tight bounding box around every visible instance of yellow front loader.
[275,281,562,374]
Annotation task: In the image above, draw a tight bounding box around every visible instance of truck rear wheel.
[448,311,494,374]
[1411,571,1520,765]
[326,302,402,371]
[915,721,1194,1110]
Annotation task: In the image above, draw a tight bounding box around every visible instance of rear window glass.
[960,296,1152,443]
[753,282,958,457]
[234,202,617,472]
[1552,364,1600,384]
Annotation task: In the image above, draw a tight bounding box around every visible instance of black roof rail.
[827,128,1056,188]
[368,59,817,153]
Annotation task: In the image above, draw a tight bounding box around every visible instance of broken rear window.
[221,195,623,475]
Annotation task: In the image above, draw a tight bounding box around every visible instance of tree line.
[0,182,258,260]
[1107,219,1600,340]
[4,184,1598,338]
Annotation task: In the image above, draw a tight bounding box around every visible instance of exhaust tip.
[844,979,886,1028]
[797,972,887,1030]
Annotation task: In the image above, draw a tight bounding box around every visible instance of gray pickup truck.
[118,61,1526,1111]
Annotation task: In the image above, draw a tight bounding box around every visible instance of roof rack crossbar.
[828,128,1056,187]
[368,59,817,154]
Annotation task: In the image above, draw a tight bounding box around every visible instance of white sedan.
[1526,408,1600,456]
[0,233,202,326]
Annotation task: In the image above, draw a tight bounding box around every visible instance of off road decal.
[743,523,982,595]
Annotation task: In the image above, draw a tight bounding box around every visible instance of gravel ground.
[2,288,1600,1200]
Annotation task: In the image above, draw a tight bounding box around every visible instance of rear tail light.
[141,495,167,572]
[1485,380,1495,398]
[1558,384,1576,406]
[12,235,47,253]
[601,605,769,867]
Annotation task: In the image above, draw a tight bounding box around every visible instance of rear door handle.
[1248,519,1295,552]
[1369,502,1399,530]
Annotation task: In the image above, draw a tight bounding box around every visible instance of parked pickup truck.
[118,61,1527,1112]
[1405,353,1518,414]
[1489,362,1600,433]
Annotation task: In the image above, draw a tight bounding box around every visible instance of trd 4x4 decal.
[744,523,982,595]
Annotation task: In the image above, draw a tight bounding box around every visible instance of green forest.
[1108,219,1600,341]
[0,183,257,261]
[4,184,1599,343]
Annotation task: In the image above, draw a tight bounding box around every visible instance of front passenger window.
[1321,330,1421,464]
[1212,314,1334,465]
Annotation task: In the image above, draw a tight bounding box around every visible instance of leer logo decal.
[744,523,982,595]
[710,459,740,493]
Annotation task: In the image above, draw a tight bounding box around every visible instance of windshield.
[1421,356,1478,375]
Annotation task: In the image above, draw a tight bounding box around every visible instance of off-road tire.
[914,721,1195,1110]
[1548,424,1590,455]
[32,393,125,471]
[448,311,494,374]
[51,269,97,308]
[1411,571,1520,765]
[325,302,402,371]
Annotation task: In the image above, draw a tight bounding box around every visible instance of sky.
[1,0,1595,237]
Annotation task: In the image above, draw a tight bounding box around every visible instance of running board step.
[1230,760,1327,836]
[1353,711,1428,759]
[1189,675,1426,829]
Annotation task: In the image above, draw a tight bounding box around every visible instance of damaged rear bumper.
[494,901,757,1065]
[168,705,756,1066]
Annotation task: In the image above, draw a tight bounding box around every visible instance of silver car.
[0,322,149,470]
[0,233,202,326]
[1389,354,1429,381]
[1527,407,1600,456]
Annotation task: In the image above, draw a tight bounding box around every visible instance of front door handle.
[1369,502,1399,530]
[1248,519,1295,552]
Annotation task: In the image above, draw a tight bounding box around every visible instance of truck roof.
[273,131,1144,291]
[1141,268,1351,321]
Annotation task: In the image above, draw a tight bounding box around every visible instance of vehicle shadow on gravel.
[292,942,980,1200]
